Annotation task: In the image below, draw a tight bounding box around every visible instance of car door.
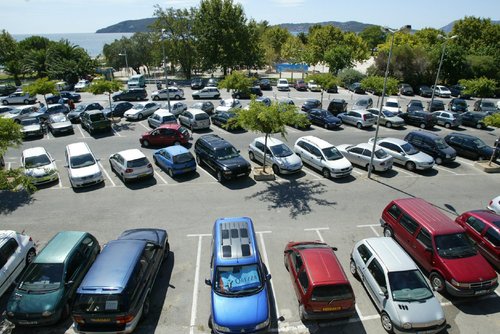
[362,258,387,311]
[110,153,125,174]
[0,238,22,296]
[412,227,434,272]
[149,114,159,128]
[379,142,405,165]
[158,150,172,170]
[252,142,265,164]
[462,215,489,257]
[179,111,191,127]
[307,145,324,171]
[394,213,419,253]
[286,250,306,303]
[308,110,321,126]
[346,146,364,167]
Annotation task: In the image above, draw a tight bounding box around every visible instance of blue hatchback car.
[205,217,271,333]
[153,146,196,177]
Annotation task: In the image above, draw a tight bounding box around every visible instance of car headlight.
[276,159,285,167]
[451,279,469,288]
[213,322,230,332]
[445,154,451,159]
[255,318,270,330]
[7,311,14,317]
[42,310,54,317]
[402,322,412,329]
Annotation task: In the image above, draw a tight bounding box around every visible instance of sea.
[12,33,134,58]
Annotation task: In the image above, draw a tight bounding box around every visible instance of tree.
[0,30,25,86]
[0,118,36,192]
[19,36,52,78]
[87,80,123,121]
[261,26,292,65]
[359,25,386,54]
[361,76,399,97]
[231,100,308,173]
[46,40,97,85]
[324,46,353,74]
[218,71,254,94]
[24,78,57,106]
[459,77,497,98]
[103,33,155,76]
[337,68,365,88]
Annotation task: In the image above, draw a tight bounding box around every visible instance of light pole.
[368,25,411,179]
[161,29,171,113]
[429,34,458,111]
[118,51,129,77]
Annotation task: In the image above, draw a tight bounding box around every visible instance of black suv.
[427,99,445,112]
[231,87,263,99]
[327,99,347,116]
[400,110,436,129]
[194,134,251,182]
[404,130,456,165]
[112,88,147,101]
[448,98,468,113]
[444,133,499,161]
[80,109,112,134]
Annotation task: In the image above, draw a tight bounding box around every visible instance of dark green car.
[6,231,100,326]
[80,109,112,134]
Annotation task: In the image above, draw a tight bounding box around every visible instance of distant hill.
[96,18,156,33]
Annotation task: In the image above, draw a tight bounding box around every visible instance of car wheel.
[215,94,220,99]
[175,95,181,100]
[23,99,29,104]
[168,168,174,177]
[419,123,426,129]
[435,157,443,165]
[153,155,159,166]
[272,164,280,175]
[405,161,416,171]
[136,96,141,101]
[349,259,359,279]
[356,122,362,129]
[383,226,393,238]
[284,256,289,271]
[217,170,224,182]
[236,94,241,99]
[322,168,331,179]
[445,123,451,129]
[208,315,213,329]
[142,140,150,147]
[381,312,394,333]
[26,248,36,265]
[386,121,392,128]
[2,100,8,105]
[249,151,255,161]
[429,272,445,293]
[138,113,143,120]
[477,123,483,129]
[324,123,329,129]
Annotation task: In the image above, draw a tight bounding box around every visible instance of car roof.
[66,142,91,156]
[77,239,146,294]
[118,228,167,245]
[154,109,175,117]
[35,231,89,264]
[361,237,418,272]
[386,98,398,103]
[408,130,440,139]
[213,217,258,266]
[297,136,333,149]
[187,108,208,115]
[164,145,190,155]
[299,244,349,284]
[0,230,17,245]
[157,123,182,130]
[22,146,48,157]
[390,198,464,235]
[117,149,146,161]
[379,137,407,146]
[255,136,284,147]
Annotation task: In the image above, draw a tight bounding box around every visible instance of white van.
[127,74,146,88]
[65,142,104,188]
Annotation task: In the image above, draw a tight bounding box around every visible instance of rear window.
[195,113,209,121]
[89,113,105,121]
[173,152,194,164]
[311,284,353,302]
[74,294,125,313]
[127,157,149,168]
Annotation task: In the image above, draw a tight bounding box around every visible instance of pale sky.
[0,0,498,34]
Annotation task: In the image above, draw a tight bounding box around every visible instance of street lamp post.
[368,25,411,179]
[161,29,171,113]
[118,51,129,77]
[429,34,458,111]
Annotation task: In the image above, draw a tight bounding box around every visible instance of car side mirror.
[66,280,74,286]
[379,287,388,298]
[64,164,69,168]
[204,279,212,286]
[331,247,338,251]
[266,274,272,281]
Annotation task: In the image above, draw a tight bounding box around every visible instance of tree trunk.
[488,136,500,166]
[263,134,269,173]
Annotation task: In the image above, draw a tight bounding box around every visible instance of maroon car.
[455,210,500,270]
[139,123,190,147]
[294,80,308,91]
[283,241,356,321]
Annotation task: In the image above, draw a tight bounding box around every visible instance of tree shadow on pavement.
[0,191,35,215]
[245,179,336,219]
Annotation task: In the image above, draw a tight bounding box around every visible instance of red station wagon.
[139,123,190,147]
[283,241,356,321]
[381,198,498,297]
[455,210,500,271]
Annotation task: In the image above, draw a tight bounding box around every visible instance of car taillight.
[125,168,133,173]
[115,314,134,324]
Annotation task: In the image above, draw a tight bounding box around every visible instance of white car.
[0,230,36,297]
[151,87,184,100]
[163,101,187,116]
[337,142,393,172]
[74,79,90,92]
[215,99,242,113]
[249,136,302,175]
[307,80,321,92]
[192,87,220,99]
[65,142,104,188]
[21,147,59,185]
[433,85,451,98]
[383,98,402,114]
[148,109,177,128]
[109,149,153,183]
[178,108,211,130]
[124,102,161,120]
[487,195,500,214]
[294,136,352,178]
[277,78,290,91]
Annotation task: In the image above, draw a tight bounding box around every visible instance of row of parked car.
[6,194,498,332]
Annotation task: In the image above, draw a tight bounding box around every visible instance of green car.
[6,231,100,326]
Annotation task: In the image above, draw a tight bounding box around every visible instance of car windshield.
[389,270,433,302]
[357,100,369,106]
[132,104,144,110]
[401,142,419,155]
[18,263,63,292]
[411,101,423,107]
[21,118,39,125]
[25,154,51,168]
[270,144,293,158]
[322,146,344,161]
[173,152,194,164]
[9,109,21,115]
[435,233,477,259]
[51,114,67,122]
[215,146,240,160]
[215,264,263,295]
[386,102,399,108]
[455,100,467,107]
[195,113,209,121]
[90,113,105,121]
[311,284,354,302]
[382,110,396,117]
[472,138,487,149]
[70,153,96,168]
[127,157,149,168]
[375,148,389,159]
[482,102,495,108]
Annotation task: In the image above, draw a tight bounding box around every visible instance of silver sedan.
[367,108,405,128]
[337,143,393,172]
[123,102,161,120]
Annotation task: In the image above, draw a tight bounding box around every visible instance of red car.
[139,123,190,147]
[455,210,500,271]
[283,241,356,321]
[294,80,307,91]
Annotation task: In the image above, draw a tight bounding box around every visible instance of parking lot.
[1,84,500,334]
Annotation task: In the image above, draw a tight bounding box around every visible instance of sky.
[0,0,499,34]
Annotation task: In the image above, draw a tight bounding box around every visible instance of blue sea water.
[12,33,134,58]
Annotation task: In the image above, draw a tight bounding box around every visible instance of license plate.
[237,173,246,177]
[322,306,341,312]
[475,289,489,295]
[139,173,150,178]
[18,320,38,325]
[90,318,111,322]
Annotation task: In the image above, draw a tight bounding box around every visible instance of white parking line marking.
[456,158,474,166]
[301,167,322,180]
[77,124,86,138]
[304,227,329,242]
[138,121,150,131]
[357,224,381,237]
[154,170,169,184]
[98,161,116,187]
[435,165,459,175]
[198,165,218,181]
[392,166,417,177]
[58,174,62,188]
[45,131,51,140]
[111,126,122,137]
[256,231,280,318]
[187,234,209,334]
